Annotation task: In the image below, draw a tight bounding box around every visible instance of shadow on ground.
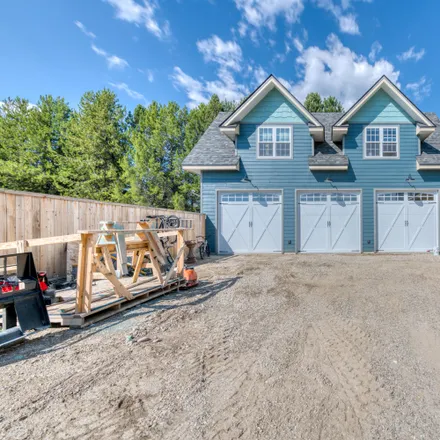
[0,277,239,367]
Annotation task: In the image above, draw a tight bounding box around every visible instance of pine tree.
[57,89,128,201]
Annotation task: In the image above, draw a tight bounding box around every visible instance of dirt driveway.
[2,253,440,439]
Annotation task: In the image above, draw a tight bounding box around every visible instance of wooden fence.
[0,189,205,278]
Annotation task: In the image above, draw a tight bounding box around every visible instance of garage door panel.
[299,192,361,253]
[376,191,438,252]
[299,203,328,252]
[219,204,250,253]
[330,204,360,252]
[252,203,282,252]
[219,191,282,254]
[377,203,406,251]
[407,200,436,251]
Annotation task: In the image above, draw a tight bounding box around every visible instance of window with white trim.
[364,126,399,158]
[257,126,292,158]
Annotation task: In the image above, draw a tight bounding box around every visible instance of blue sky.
[0,0,438,112]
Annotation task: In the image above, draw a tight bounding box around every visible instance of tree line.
[0,90,342,212]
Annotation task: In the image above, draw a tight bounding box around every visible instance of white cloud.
[292,33,400,109]
[292,37,304,53]
[369,41,382,62]
[109,82,146,102]
[406,76,431,102]
[313,0,360,35]
[197,35,243,72]
[253,65,268,84]
[138,68,154,82]
[104,0,170,40]
[234,0,304,31]
[74,21,96,38]
[171,66,248,109]
[397,46,425,62]
[91,44,129,69]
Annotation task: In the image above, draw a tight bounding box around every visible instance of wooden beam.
[176,230,185,277]
[132,248,147,284]
[163,245,185,286]
[0,233,81,251]
[77,228,191,234]
[136,222,166,265]
[76,233,94,313]
[93,258,134,300]
[101,246,116,276]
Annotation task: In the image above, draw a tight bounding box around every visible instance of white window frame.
[257,125,293,160]
[363,125,400,159]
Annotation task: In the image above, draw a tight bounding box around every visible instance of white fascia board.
[335,76,435,127]
[219,125,240,140]
[183,163,240,174]
[221,76,322,128]
[309,126,324,142]
[416,124,436,141]
[416,163,440,171]
[309,165,348,171]
[332,126,348,142]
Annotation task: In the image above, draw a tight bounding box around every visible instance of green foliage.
[304,92,344,113]
[0,90,236,212]
[56,89,129,202]
[304,92,323,113]
[322,96,344,113]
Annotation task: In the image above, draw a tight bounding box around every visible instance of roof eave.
[416,124,436,141]
[182,163,240,174]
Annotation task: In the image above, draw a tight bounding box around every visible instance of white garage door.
[218,192,282,254]
[376,191,438,252]
[298,192,361,253]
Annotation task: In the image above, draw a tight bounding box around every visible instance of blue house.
[182,75,440,254]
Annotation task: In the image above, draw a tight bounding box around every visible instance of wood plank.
[163,245,185,286]
[93,258,134,300]
[76,233,94,313]
[176,230,185,276]
[132,249,147,283]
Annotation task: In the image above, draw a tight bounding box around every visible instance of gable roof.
[220,75,323,128]
[334,75,435,127]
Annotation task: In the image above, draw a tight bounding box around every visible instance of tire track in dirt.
[304,318,392,439]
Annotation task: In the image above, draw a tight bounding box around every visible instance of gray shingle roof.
[182,112,239,167]
[312,112,344,154]
[309,153,349,166]
[417,112,440,165]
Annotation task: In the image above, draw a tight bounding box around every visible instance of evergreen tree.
[57,89,128,201]
[304,92,323,112]
[322,96,344,113]
[304,92,344,113]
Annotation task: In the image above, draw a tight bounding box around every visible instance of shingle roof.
[417,112,440,165]
[312,112,344,154]
[309,153,349,166]
[182,112,239,167]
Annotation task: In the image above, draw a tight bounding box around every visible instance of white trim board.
[221,75,323,129]
[335,76,435,128]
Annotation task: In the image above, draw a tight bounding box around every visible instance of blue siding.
[242,89,308,124]
[202,122,440,253]
[349,89,413,124]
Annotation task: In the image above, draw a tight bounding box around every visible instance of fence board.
[0,189,205,278]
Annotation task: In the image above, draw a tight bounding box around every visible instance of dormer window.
[364,126,399,159]
[257,126,292,159]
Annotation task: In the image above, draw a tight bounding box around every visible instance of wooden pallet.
[47,277,186,328]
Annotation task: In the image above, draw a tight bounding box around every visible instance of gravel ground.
[1,253,440,439]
